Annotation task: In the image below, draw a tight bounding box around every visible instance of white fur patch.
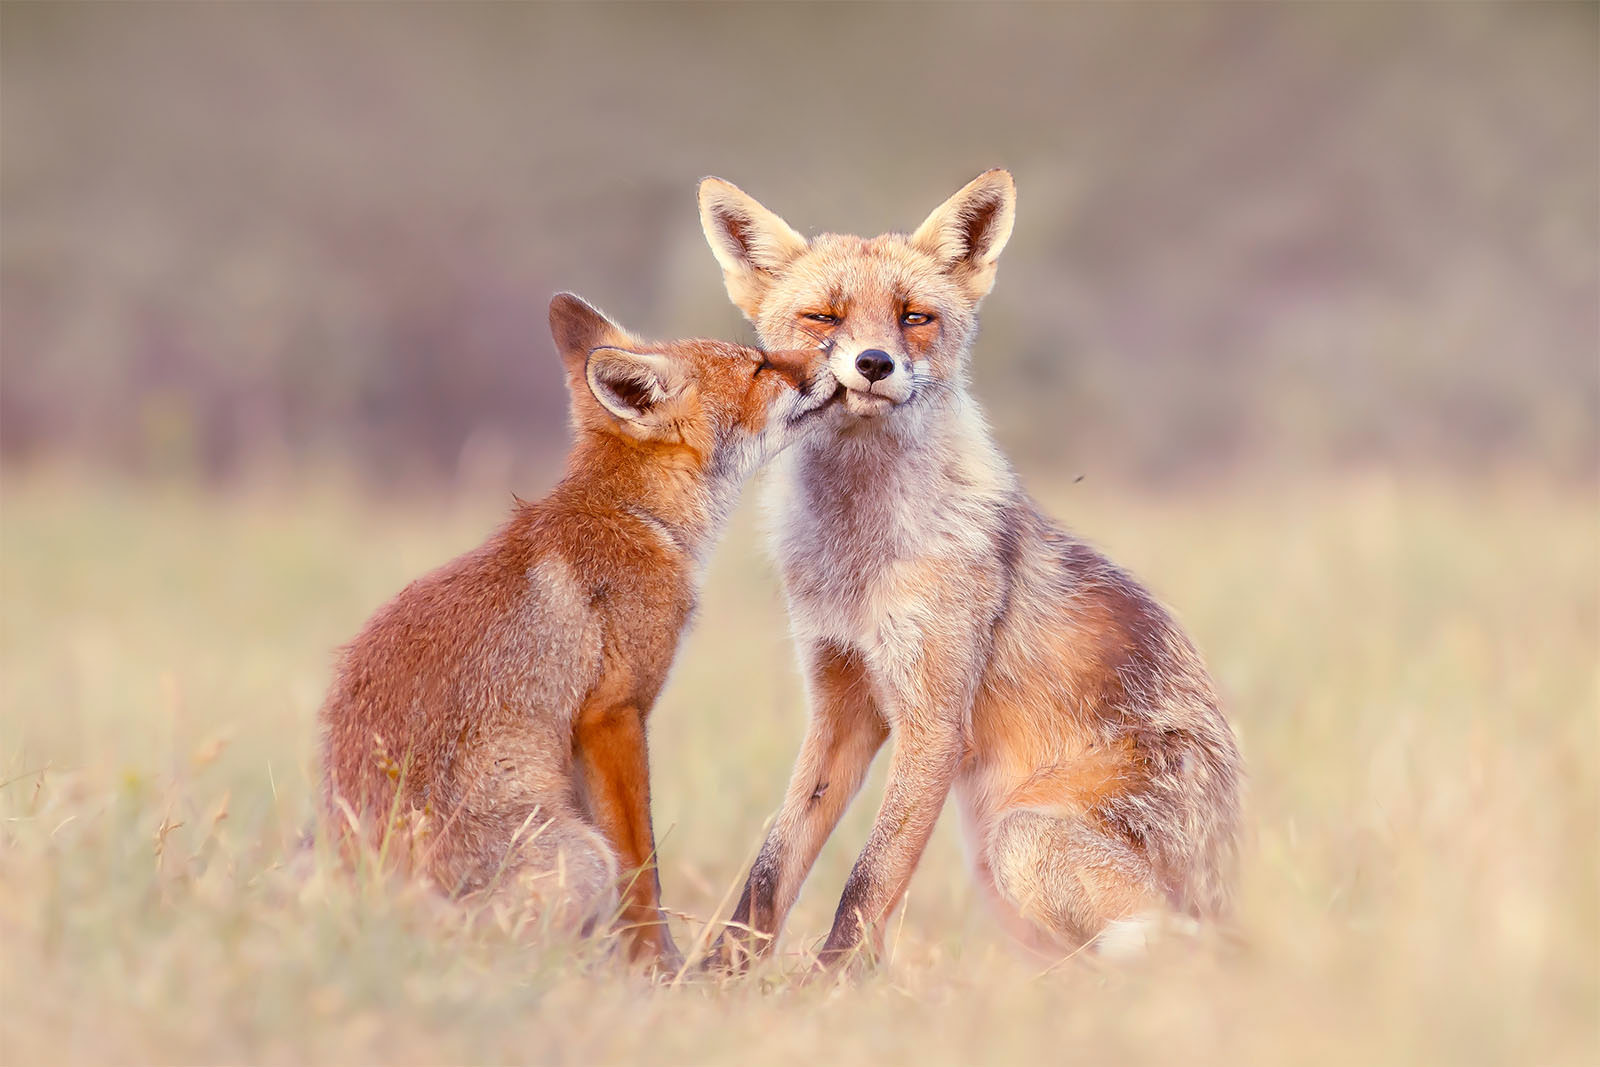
[1094,915,1157,960]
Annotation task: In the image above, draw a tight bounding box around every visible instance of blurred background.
[4,2,1594,486]
[2,6,1596,1064]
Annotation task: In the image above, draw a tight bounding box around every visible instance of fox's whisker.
[793,324,834,353]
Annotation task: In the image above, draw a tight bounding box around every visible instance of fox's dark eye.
[901,311,933,327]
[803,313,839,325]
[752,357,771,378]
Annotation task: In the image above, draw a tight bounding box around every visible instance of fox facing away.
[319,293,838,968]
[697,170,1243,967]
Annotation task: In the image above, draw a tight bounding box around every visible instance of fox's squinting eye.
[901,312,934,327]
[802,313,839,325]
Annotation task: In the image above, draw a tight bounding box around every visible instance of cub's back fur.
[321,493,683,892]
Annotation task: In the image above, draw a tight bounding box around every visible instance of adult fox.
[697,170,1242,967]
[319,293,838,969]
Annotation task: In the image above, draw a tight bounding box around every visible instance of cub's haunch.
[318,293,836,968]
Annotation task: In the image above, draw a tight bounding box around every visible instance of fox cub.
[698,171,1243,967]
[319,293,837,967]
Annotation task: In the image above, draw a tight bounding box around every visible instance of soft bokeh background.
[2,4,1596,1065]
[5,2,1595,484]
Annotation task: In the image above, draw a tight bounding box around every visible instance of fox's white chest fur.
[764,395,1014,671]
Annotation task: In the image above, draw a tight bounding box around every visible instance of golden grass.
[2,469,1595,1065]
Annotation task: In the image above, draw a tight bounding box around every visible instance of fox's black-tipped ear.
[549,292,634,370]
[584,347,685,439]
[698,177,809,323]
[910,169,1016,301]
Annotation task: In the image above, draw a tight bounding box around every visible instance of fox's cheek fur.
[705,367,832,483]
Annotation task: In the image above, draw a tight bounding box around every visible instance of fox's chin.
[792,382,845,423]
[841,389,902,418]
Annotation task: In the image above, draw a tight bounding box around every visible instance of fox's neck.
[769,381,1017,571]
[553,433,733,566]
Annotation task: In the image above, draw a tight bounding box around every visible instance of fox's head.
[697,169,1015,424]
[548,293,839,485]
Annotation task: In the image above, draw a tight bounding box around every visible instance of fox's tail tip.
[1093,913,1202,960]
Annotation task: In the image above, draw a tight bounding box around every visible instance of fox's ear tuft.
[549,292,634,369]
[698,177,808,323]
[584,347,683,436]
[910,169,1016,300]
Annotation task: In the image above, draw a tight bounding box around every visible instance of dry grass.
[1,469,1595,1065]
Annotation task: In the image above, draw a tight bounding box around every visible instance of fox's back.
[962,498,1240,915]
[319,518,599,826]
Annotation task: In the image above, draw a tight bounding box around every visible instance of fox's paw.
[624,927,686,981]
[699,933,759,979]
[648,946,686,981]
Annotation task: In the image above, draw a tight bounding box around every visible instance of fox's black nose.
[855,350,895,383]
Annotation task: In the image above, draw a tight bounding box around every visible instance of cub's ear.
[909,169,1016,301]
[584,347,684,437]
[698,177,809,323]
[549,292,635,373]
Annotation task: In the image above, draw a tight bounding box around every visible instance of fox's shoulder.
[525,488,696,591]
[337,523,538,661]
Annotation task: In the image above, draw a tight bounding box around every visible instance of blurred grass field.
[1,467,1595,1064]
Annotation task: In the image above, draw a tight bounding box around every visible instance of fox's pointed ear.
[698,177,809,323]
[549,292,635,373]
[910,169,1016,301]
[584,347,684,438]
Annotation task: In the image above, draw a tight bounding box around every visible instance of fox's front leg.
[574,700,682,970]
[816,627,981,970]
[709,642,888,971]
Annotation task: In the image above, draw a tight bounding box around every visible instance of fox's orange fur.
[698,171,1243,968]
[319,293,837,968]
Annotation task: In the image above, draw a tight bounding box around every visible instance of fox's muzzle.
[830,343,915,412]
